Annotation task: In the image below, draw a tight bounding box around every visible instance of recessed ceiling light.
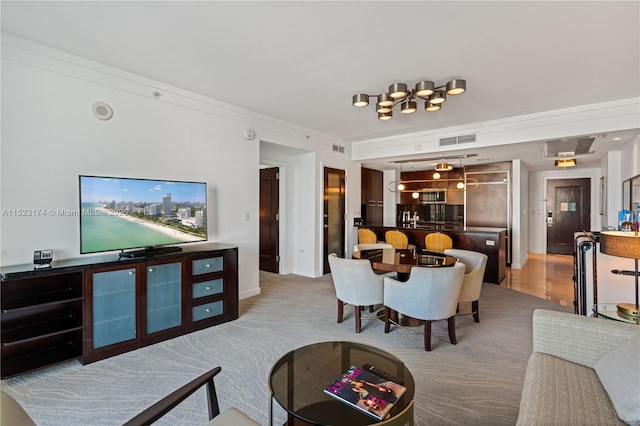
[612,137,622,141]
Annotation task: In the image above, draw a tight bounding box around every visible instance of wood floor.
[500,253,575,309]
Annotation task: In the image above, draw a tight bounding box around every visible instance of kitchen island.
[362,226,507,284]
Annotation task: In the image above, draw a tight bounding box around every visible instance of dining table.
[353,248,460,326]
[353,247,458,280]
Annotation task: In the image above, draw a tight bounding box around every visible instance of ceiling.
[2,1,639,171]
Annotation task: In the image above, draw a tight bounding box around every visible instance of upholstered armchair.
[2,367,259,426]
[124,366,259,425]
[424,232,453,253]
[444,249,488,322]
[328,253,394,333]
[383,263,465,351]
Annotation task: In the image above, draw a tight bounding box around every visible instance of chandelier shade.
[376,103,392,113]
[401,101,417,114]
[415,81,435,97]
[353,79,466,120]
[377,93,394,107]
[352,93,369,107]
[435,163,453,171]
[446,79,467,95]
[429,90,447,104]
[378,111,392,121]
[389,83,408,99]
[425,102,441,112]
[555,158,577,168]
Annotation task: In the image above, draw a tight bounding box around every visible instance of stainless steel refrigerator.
[464,168,512,264]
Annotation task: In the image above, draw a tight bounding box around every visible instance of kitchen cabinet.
[399,170,451,205]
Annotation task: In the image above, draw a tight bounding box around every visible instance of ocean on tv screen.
[79,176,207,254]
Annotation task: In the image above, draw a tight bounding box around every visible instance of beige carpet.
[1,271,570,425]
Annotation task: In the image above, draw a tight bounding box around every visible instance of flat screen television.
[79,175,207,257]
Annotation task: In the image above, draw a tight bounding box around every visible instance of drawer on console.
[192,301,223,322]
[192,279,223,299]
[192,257,223,276]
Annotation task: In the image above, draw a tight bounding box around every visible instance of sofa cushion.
[517,352,624,425]
[594,332,640,426]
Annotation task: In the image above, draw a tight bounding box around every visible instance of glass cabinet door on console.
[144,260,183,335]
[89,266,138,350]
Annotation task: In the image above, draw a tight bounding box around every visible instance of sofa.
[516,309,639,426]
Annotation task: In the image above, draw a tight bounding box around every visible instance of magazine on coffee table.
[323,365,406,420]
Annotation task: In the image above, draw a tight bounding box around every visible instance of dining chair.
[383,263,465,351]
[353,243,395,265]
[424,232,453,253]
[385,230,416,250]
[358,228,379,244]
[328,253,394,333]
[444,249,488,322]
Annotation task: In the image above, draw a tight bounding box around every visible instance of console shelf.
[1,342,82,379]
[1,243,238,379]
[2,316,83,345]
[2,291,83,312]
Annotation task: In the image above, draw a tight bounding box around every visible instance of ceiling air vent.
[332,144,345,153]
[439,133,477,147]
[539,136,602,158]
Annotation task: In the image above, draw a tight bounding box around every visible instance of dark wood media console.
[364,226,506,284]
[0,243,238,379]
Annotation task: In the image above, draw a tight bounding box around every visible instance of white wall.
[621,133,640,182]
[511,159,529,268]
[383,169,398,227]
[0,35,349,297]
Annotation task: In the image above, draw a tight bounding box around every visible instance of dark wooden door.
[259,167,279,272]
[323,167,346,274]
[547,178,591,254]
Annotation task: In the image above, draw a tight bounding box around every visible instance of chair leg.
[384,306,391,333]
[369,305,374,313]
[424,321,432,351]
[448,316,457,345]
[337,299,344,323]
[472,300,479,323]
[354,306,362,333]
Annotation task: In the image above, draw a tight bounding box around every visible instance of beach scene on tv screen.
[80,176,207,253]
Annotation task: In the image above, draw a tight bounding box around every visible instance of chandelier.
[352,79,466,120]
[435,162,453,172]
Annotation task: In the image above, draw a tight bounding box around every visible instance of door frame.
[542,173,598,252]
[259,162,290,274]
[323,166,346,275]
[259,167,280,273]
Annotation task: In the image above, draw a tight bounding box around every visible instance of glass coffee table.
[593,303,640,324]
[269,341,415,425]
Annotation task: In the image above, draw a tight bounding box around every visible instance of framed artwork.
[631,173,640,212]
[623,179,631,211]
[599,176,606,215]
